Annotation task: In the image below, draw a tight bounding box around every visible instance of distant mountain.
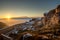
[11,16,42,19]
[11,16,31,19]
[0,22,7,29]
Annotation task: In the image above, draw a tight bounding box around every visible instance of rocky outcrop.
[41,5,60,28]
[39,5,60,40]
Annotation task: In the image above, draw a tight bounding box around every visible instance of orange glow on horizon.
[3,15,12,22]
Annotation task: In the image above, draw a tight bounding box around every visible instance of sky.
[0,0,60,18]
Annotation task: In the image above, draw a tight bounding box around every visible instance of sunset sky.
[0,0,60,18]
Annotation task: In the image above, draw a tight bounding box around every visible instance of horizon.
[0,16,42,19]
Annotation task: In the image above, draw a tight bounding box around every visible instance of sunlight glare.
[5,15,12,22]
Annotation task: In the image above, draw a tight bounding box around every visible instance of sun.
[7,16,11,19]
[5,15,11,21]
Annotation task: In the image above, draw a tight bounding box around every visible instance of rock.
[39,5,60,40]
